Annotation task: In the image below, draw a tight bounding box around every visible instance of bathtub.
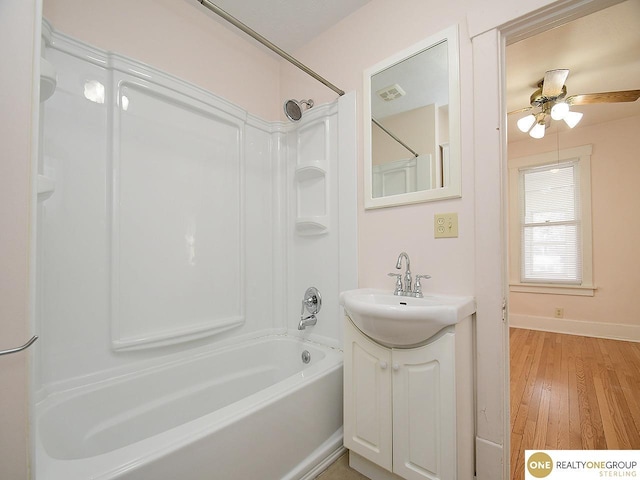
[36,335,344,479]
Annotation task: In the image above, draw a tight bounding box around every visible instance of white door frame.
[471,0,625,478]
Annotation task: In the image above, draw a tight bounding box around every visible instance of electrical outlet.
[554,307,564,318]
[434,213,458,238]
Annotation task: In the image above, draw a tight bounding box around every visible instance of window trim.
[509,144,595,296]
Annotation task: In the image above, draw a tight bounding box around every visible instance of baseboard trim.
[298,445,346,480]
[509,313,640,343]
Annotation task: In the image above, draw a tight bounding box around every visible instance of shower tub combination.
[36,336,344,480]
[35,8,357,478]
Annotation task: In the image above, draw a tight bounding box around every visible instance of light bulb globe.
[551,102,569,120]
[517,114,536,133]
[563,111,583,128]
[529,122,546,139]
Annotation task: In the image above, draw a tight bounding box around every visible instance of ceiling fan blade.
[566,89,640,105]
[541,69,569,98]
[508,106,533,115]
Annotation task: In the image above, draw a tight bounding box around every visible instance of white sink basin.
[340,288,475,347]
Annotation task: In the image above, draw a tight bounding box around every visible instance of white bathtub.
[36,335,344,479]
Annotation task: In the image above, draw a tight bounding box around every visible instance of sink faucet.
[390,253,431,297]
[396,252,412,294]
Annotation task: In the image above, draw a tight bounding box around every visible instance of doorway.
[504,1,640,476]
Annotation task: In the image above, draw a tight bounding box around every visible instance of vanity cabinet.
[343,319,394,471]
[343,316,472,480]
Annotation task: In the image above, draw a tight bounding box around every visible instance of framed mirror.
[363,25,460,209]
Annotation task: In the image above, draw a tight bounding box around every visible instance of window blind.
[519,161,582,284]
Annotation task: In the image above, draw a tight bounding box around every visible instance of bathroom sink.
[339,288,475,347]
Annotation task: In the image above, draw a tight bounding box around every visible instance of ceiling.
[371,40,449,120]
[506,0,640,142]
[202,0,372,52]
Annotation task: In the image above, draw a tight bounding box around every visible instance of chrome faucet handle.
[301,287,322,315]
[299,287,321,330]
[388,273,403,295]
[413,274,431,297]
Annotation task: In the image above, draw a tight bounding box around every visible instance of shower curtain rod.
[197,0,345,96]
[372,117,420,158]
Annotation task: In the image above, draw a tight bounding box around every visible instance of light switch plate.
[434,213,458,238]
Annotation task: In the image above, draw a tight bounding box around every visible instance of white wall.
[0,0,40,477]
[372,105,436,167]
[508,115,640,340]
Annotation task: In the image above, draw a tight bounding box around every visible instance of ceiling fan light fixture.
[551,102,570,120]
[517,114,536,133]
[529,121,546,139]
[563,110,583,128]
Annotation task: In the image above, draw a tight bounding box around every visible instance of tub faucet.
[298,314,317,330]
[298,287,322,330]
[395,252,412,294]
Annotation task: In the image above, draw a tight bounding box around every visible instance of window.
[521,162,581,283]
[509,145,594,296]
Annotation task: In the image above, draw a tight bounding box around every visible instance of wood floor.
[510,328,640,478]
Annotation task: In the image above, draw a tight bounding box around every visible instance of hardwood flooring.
[510,328,640,479]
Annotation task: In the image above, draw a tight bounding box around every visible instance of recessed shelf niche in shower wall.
[295,118,330,236]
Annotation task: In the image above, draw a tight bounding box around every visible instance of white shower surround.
[111,77,246,350]
[36,21,356,479]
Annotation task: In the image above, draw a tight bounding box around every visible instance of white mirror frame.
[364,24,461,209]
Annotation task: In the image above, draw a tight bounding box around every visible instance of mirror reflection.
[371,40,449,198]
[364,25,460,209]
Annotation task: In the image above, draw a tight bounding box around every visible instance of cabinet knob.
[379,361,388,370]
[392,363,400,371]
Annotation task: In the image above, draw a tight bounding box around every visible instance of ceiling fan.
[510,69,640,139]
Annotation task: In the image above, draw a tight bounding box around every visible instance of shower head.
[284,99,314,122]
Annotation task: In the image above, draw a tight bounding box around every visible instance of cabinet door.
[343,317,393,471]
[392,332,455,480]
